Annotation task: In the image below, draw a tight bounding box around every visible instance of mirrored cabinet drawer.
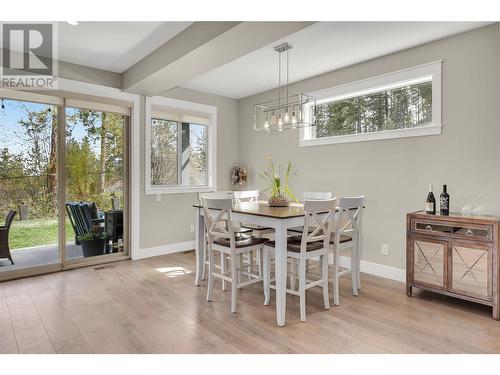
[412,220,492,242]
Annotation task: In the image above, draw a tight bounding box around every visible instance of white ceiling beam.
[122,21,314,96]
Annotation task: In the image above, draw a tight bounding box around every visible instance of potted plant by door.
[260,157,299,207]
[78,225,109,257]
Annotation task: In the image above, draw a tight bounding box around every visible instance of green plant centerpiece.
[78,224,109,257]
[260,157,299,207]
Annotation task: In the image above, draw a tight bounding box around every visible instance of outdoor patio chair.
[65,202,104,245]
[0,210,17,265]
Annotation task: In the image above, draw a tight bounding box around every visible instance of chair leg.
[299,257,307,322]
[238,254,244,288]
[201,243,207,280]
[356,238,362,290]
[220,253,226,291]
[263,248,270,305]
[249,250,255,280]
[231,253,238,313]
[333,246,340,306]
[257,249,263,277]
[289,259,297,291]
[321,255,330,310]
[206,246,215,301]
[351,247,358,296]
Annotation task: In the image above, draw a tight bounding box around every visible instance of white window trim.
[145,96,217,195]
[299,61,442,147]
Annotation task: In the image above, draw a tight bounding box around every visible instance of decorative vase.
[268,195,290,207]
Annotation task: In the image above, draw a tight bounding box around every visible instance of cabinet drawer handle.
[466,229,473,237]
[425,225,432,231]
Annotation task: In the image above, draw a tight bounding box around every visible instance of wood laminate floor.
[1,251,500,354]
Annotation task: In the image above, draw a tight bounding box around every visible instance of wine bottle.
[440,184,449,216]
[425,184,436,214]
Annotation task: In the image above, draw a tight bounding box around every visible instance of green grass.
[10,217,75,250]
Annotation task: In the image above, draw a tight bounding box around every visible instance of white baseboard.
[132,240,195,260]
[328,254,405,283]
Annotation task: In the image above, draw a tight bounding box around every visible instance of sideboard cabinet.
[406,211,500,320]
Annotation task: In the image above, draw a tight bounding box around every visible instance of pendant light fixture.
[254,42,315,132]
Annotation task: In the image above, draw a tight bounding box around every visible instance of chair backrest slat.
[233,190,259,202]
[198,191,233,201]
[303,191,333,201]
[201,197,235,247]
[4,210,16,231]
[332,196,365,244]
[300,198,337,253]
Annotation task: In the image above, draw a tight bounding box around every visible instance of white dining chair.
[303,191,334,200]
[233,190,274,277]
[203,197,267,313]
[233,190,274,235]
[288,191,334,235]
[330,196,365,305]
[263,198,337,321]
[199,192,252,287]
[287,191,335,287]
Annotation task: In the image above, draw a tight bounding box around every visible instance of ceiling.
[181,21,491,99]
[58,21,193,73]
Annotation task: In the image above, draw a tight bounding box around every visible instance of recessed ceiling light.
[67,21,79,26]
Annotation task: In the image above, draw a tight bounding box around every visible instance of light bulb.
[284,111,290,123]
[291,111,297,124]
[277,115,283,126]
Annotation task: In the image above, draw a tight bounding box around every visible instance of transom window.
[300,61,442,146]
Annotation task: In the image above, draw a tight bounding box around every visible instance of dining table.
[193,200,319,327]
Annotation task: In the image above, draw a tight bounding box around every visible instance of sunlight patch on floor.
[155,266,192,277]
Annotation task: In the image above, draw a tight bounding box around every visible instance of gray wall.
[139,87,239,249]
[237,24,500,269]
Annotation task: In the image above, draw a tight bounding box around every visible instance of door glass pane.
[452,245,490,300]
[0,99,59,271]
[65,107,126,260]
[413,240,445,288]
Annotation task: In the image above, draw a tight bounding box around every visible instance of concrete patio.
[0,243,83,269]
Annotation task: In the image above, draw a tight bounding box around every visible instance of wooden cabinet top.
[408,210,500,225]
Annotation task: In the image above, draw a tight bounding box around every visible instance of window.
[145,96,216,194]
[300,61,442,146]
[150,119,208,186]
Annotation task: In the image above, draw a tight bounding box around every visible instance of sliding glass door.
[63,105,129,266]
[0,98,61,276]
[0,92,130,279]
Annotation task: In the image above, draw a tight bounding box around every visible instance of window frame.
[145,96,217,195]
[299,61,442,147]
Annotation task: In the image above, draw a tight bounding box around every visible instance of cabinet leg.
[406,284,412,297]
[493,303,500,321]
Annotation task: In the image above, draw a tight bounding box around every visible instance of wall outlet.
[190,225,195,233]
[381,244,389,256]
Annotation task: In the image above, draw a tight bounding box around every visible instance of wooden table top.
[194,200,364,219]
[233,201,306,219]
[193,200,306,219]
